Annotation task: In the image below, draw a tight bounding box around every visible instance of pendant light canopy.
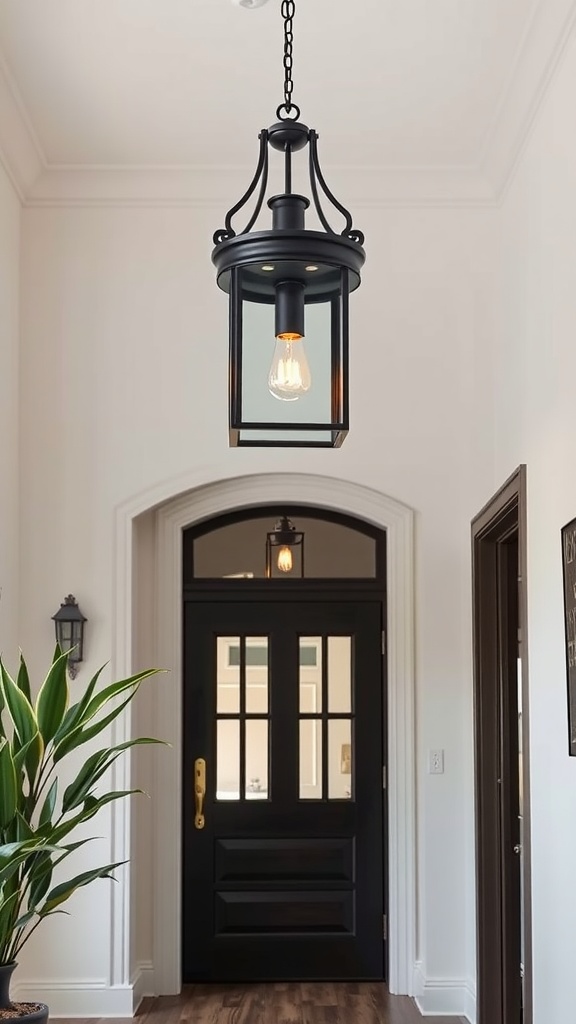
[212,0,365,447]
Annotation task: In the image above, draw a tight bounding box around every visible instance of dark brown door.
[182,597,385,981]
[472,467,531,1024]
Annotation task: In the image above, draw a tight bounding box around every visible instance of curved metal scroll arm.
[309,131,365,246]
[213,130,270,246]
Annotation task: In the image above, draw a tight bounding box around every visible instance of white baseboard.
[413,962,476,1021]
[132,960,156,1013]
[12,963,476,1021]
[10,976,138,1017]
[11,960,159,1017]
[463,979,477,1024]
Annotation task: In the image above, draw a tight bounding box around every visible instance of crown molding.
[0,52,44,201]
[23,162,495,208]
[0,0,574,207]
[480,0,576,200]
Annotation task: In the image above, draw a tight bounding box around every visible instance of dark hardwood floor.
[54,983,467,1024]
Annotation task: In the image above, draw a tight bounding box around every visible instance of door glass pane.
[217,636,240,713]
[245,720,269,799]
[246,637,268,713]
[216,719,240,800]
[299,719,322,799]
[328,636,352,713]
[299,637,322,713]
[329,719,352,799]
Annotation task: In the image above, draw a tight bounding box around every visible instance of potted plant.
[0,647,163,1022]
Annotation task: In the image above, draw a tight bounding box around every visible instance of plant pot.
[0,964,48,1024]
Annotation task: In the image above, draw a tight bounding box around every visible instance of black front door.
[182,597,385,981]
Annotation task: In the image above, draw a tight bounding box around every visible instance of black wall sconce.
[52,595,87,679]
[266,516,304,577]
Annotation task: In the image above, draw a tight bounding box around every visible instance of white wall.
[0,163,20,667]
[493,22,576,1021]
[17,200,493,1013]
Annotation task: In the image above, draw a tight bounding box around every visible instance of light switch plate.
[428,749,444,774]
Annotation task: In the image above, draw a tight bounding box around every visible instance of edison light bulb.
[277,545,293,573]
[268,335,311,402]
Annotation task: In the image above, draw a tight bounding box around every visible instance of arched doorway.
[116,472,415,999]
[181,506,386,981]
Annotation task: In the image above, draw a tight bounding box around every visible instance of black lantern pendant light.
[266,515,304,577]
[212,0,365,448]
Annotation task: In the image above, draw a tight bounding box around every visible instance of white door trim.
[113,471,415,997]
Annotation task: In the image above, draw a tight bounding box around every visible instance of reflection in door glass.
[245,719,269,799]
[245,637,268,713]
[328,636,352,712]
[216,636,240,714]
[299,637,322,713]
[329,719,352,799]
[299,719,322,798]
[216,719,240,799]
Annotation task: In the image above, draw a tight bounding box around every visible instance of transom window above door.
[184,507,383,581]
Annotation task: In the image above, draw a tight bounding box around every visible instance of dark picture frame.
[561,516,576,755]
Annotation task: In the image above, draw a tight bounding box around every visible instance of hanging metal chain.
[282,0,295,110]
[278,0,300,120]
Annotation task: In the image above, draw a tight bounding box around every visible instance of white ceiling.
[0,0,572,203]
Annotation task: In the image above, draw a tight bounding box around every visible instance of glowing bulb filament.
[277,546,293,573]
[268,338,312,401]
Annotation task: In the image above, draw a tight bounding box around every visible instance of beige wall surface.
[4,20,576,1015]
[0,165,20,668]
[13,200,493,1002]
[492,23,576,1022]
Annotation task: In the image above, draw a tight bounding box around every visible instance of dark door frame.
[471,465,532,1024]
[181,508,389,982]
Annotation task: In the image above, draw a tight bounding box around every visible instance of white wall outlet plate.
[428,748,444,774]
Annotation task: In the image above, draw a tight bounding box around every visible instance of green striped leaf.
[0,740,17,829]
[13,732,44,796]
[0,661,38,749]
[16,656,31,703]
[35,649,69,745]
[53,665,106,745]
[0,891,19,952]
[14,812,34,841]
[0,842,58,888]
[41,861,125,914]
[39,779,58,828]
[62,738,163,813]
[53,691,137,762]
[28,851,54,909]
[80,669,161,724]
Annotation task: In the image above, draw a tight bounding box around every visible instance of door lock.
[194,758,206,829]
[513,844,522,855]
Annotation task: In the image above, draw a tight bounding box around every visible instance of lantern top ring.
[276,102,301,122]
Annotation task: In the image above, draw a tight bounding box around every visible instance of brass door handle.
[194,758,206,829]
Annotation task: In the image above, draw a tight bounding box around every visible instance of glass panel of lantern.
[228,263,349,448]
[266,517,304,578]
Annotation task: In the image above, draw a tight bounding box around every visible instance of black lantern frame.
[212,2,365,448]
[266,516,304,578]
[52,594,87,679]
